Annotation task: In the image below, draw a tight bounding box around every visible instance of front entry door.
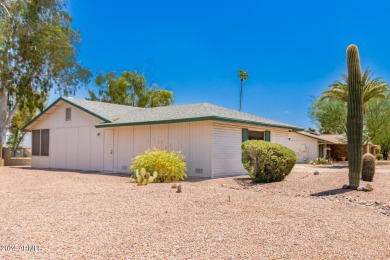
[104,130,114,171]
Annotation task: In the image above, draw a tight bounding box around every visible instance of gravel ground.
[1,165,390,259]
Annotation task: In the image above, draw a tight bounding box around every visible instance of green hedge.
[130,149,187,182]
[242,140,297,182]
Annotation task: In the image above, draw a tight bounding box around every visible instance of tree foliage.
[310,91,390,159]
[0,0,91,147]
[365,94,390,158]
[309,97,347,134]
[87,71,174,107]
[6,91,46,152]
[321,68,388,109]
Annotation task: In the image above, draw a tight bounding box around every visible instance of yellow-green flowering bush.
[130,149,187,182]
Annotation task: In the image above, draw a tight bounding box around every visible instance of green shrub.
[130,149,187,182]
[375,154,383,160]
[309,157,333,165]
[242,140,297,183]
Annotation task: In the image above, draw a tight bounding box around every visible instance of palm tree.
[322,68,389,111]
[237,70,250,111]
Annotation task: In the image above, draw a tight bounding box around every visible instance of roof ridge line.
[203,103,216,116]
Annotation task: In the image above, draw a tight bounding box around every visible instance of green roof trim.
[22,97,304,132]
[95,116,304,131]
[22,97,111,131]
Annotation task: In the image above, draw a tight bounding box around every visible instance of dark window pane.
[32,130,41,156]
[65,108,71,121]
[41,129,50,156]
[248,130,265,140]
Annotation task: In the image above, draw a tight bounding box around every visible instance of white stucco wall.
[30,102,318,177]
[211,122,247,178]
[113,121,212,177]
[272,131,319,163]
[30,101,104,170]
[210,122,320,178]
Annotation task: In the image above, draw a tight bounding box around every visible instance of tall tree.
[310,94,390,148]
[237,70,250,111]
[321,68,389,111]
[365,94,390,159]
[0,1,91,154]
[309,97,347,134]
[87,71,174,107]
[6,91,47,155]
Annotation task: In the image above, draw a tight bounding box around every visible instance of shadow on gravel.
[311,188,353,197]
[11,166,130,178]
[311,166,348,169]
[233,177,275,187]
[11,167,215,182]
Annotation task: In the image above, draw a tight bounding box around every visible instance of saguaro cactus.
[346,44,363,189]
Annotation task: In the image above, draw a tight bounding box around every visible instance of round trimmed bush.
[375,154,383,160]
[242,140,297,183]
[130,149,187,182]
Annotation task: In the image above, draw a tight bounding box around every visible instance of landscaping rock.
[364,184,374,192]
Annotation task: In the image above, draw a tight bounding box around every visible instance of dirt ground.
[0,164,390,259]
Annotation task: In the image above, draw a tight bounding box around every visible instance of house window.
[32,130,41,156]
[41,129,50,156]
[248,130,265,140]
[32,129,50,156]
[65,107,71,121]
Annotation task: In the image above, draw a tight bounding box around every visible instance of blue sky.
[59,0,390,129]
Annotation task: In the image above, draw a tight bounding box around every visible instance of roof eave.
[95,116,304,131]
[21,97,111,131]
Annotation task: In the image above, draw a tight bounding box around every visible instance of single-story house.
[297,132,379,161]
[23,97,321,178]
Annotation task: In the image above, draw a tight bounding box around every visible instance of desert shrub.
[362,153,375,182]
[242,140,297,183]
[309,157,333,165]
[130,149,187,182]
[375,154,383,160]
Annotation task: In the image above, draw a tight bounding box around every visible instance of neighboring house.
[297,132,379,161]
[23,97,319,178]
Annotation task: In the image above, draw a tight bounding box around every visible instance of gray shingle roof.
[102,102,302,130]
[63,97,142,122]
[23,97,303,131]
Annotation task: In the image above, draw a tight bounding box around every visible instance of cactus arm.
[135,169,143,184]
[134,168,158,185]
